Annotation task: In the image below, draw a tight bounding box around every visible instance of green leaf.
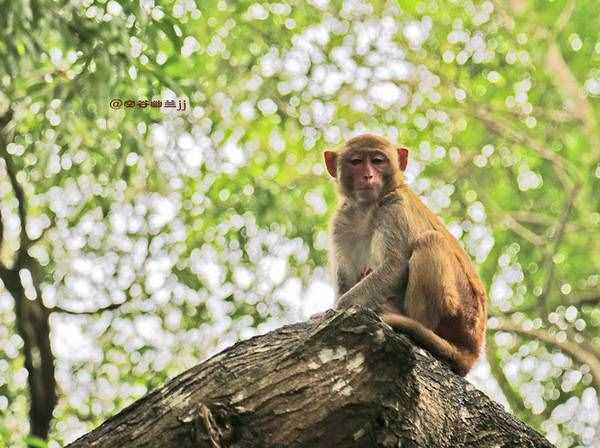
[22,436,48,448]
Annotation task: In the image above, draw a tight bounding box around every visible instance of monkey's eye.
[372,157,386,165]
[350,158,362,166]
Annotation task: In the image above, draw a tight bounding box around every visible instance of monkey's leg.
[404,231,460,328]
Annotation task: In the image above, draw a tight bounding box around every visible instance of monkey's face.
[323,134,409,204]
[342,149,390,203]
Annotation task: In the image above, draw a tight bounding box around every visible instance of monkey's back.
[399,189,486,289]
[395,188,488,348]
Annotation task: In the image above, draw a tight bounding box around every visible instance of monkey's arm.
[336,201,411,310]
[336,258,408,310]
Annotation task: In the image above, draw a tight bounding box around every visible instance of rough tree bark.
[66,308,553,448]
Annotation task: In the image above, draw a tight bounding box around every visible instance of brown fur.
[325,134,487,375]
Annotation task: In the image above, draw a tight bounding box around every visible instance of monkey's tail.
[382,314,476,376]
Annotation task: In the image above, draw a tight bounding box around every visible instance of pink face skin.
[344,150,389,203]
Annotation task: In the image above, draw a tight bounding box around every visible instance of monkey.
[322,133,487,376]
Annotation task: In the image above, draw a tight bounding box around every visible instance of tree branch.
[1,109,58,441]
[490,320,600,393]
[486,335,543,426]
[1,257,57,440]
[540,0,600,164]
[554,0,576,33]
[0,205,4,265]
[567,329,600,360]
[538,184,581,312]
[500,214,545,246]
[567,291,600,308]
[3,154,29,254]
[472,107,573,189]
[0,110,31,269]
[0,109,13,266]
[66,309,554,448]
[50,301,129,316]
[49,235,155,315]
[508,210,581,232]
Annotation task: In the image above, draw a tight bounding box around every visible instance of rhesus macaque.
[322,134,487,376]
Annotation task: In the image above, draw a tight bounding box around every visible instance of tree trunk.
[1,108,57,442]
[66,308,553,448]
[1,260,56,442]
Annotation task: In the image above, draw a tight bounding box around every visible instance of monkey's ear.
[397,147,409,171]
[323,151,338,178]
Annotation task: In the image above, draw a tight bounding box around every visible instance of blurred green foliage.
[0,0,599,447]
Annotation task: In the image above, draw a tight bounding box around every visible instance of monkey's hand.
[336,267,400,310]
[360,266,373,280]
